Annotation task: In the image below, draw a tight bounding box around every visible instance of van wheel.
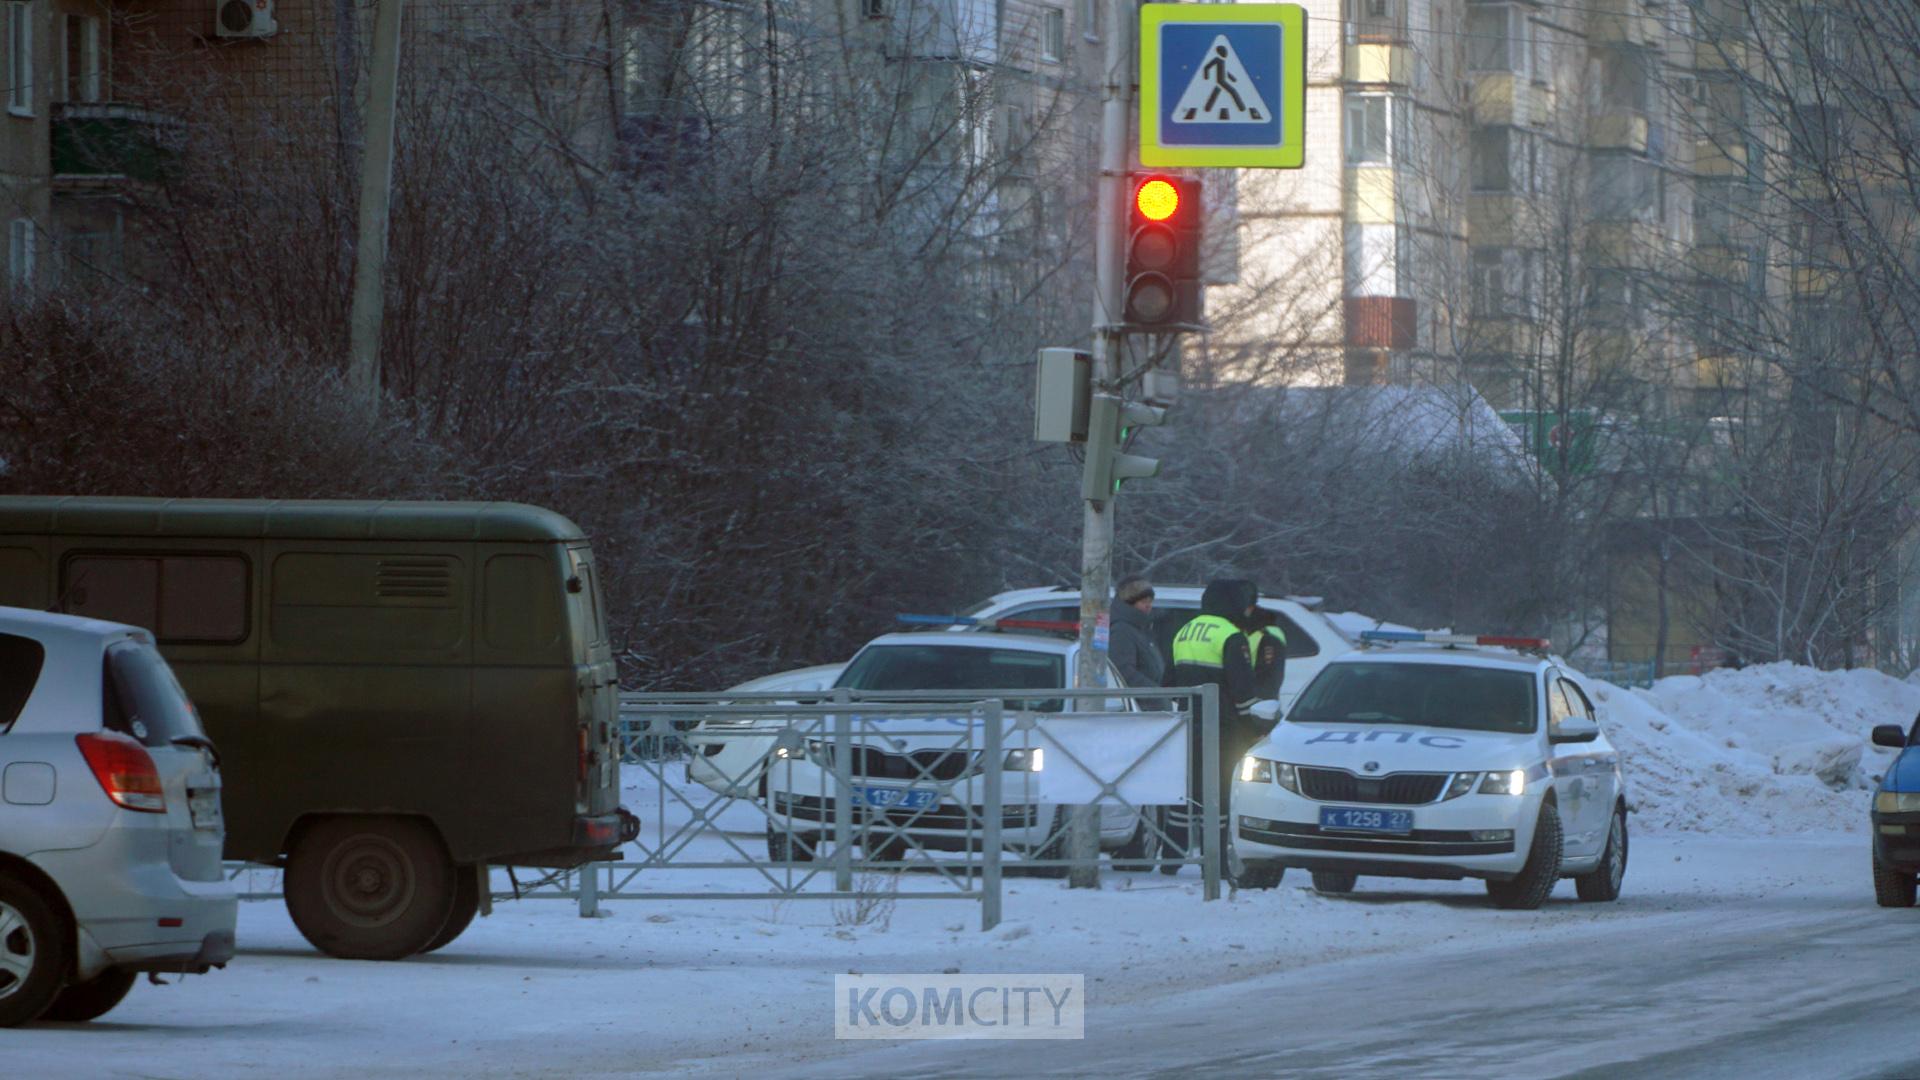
[41,968,137,1023]
[286,817,456,960]
[0,872,68,1026]
[1311,870,1358,894]
[420,865,484,954]
[1575,808,1629,902]
[1486,803,1563,911]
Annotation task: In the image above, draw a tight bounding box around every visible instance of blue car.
[1871,716,1920,907]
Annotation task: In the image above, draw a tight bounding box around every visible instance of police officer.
[1163,578,1260,874]
[1245,607,1287,703]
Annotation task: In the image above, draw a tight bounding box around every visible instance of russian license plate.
[188,788,223,831]
[850,785,938,811]
[1320,806,1412,834]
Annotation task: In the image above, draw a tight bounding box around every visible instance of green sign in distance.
[1139,3,1307,168]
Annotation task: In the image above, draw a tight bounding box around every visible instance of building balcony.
[1588,0,1660,46]
[1695,137,1749,178]
[1345,42,1412,86]
[1592,111,1650,154]
[1693,37,1752,74]
[1345,296,1417,351]
[1467,194,1540,247]
[1345,167,1396,225]
[50,102,184,186]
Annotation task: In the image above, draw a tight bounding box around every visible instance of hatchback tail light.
[76,732,167,813]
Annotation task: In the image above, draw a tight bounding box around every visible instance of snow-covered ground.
[9,660,1915,1077]
[1592,662,1920,835]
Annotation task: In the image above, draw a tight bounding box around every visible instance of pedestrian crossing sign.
[1140,3,1306,168]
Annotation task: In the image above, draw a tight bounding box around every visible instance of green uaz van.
[0,497,634,959]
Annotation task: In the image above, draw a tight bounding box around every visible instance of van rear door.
[566,547,621,823]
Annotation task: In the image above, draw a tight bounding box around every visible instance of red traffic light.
[1135,178,1180,222]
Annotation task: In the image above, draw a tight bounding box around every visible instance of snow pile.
[1585,662,1920,835]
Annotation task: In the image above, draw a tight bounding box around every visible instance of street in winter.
[4,0,1920,1076]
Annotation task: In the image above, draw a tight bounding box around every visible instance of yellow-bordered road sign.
[1140,3,1306,168]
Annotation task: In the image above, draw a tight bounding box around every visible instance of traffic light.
[1124,175,1204,330]
[1081,393,1167,501]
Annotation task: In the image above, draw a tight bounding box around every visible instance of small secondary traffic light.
[1081,393,1168,501]
[1124,174,1204,330]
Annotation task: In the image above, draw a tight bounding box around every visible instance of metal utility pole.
[346,0,406,412]
[1068,0,1136,889]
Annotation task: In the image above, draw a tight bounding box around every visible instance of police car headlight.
[1005,747,1045,772]
[1442,772,1481,800]
[1480,769,1527,796]
[1239,756,1272,784]
[1274,761,1301,794]
[1877,791,1920,813]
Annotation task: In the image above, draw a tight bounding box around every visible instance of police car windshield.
[1288,662,1537,735]
[836,645,1066,712]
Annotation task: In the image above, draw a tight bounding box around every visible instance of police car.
[761,634,1150,871]
[1232,631,1629,909]
[1869,716,1920,907]
[936,585,1355,714]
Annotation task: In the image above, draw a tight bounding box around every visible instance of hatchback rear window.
[103,641,206,748]
[0,632,46,733]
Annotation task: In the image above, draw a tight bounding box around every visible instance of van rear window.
[0,632,46,733]
[103,641,206,747]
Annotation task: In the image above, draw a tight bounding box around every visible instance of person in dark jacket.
[1108,576,1165,691]
[1244,604,1287,704]
[1161,578,1260,875]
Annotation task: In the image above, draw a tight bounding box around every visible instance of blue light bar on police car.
[895,613,980,626]
[1358,630,1551,650]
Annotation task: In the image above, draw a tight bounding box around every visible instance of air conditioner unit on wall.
[215,0,277,38]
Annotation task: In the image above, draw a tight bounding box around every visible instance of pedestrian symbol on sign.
[1171,37,1270,123]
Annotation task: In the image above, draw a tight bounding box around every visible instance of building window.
[1472,249,1508,316]
[61,218,120,285]
[1080,0,1098,41]
[6,219,31,289]
[64,15,100,103]
[6,2,31,116]
[1467,5,1517,74]
[1345,94,1392,163]
[861,0,887,19]
[1471,126,1510,190]
[1529,20,1549,84]
[1041,7,1066,62]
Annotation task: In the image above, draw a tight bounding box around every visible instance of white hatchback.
[1232,634,1629,909]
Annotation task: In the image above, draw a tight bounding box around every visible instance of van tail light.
[76,732,167,813]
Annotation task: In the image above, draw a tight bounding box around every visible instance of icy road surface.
[8,833,1916,1079]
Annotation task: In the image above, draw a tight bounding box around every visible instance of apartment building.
[3,0,132,291]
[1208,0,1697,408]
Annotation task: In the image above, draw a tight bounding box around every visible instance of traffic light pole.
[1068,0,1136,890]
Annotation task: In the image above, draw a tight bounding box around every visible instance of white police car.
[1232,632,1628,909]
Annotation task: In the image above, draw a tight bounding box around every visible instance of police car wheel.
[1310,870,1357,895]
[1872,850,1917,908]
[1009,809,1070,879]
[1112,809,1160,871]
[766,824,817,864]
[1575,807,1628,902]
[1486,802,1563,910]
[1236,861,1284,890]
